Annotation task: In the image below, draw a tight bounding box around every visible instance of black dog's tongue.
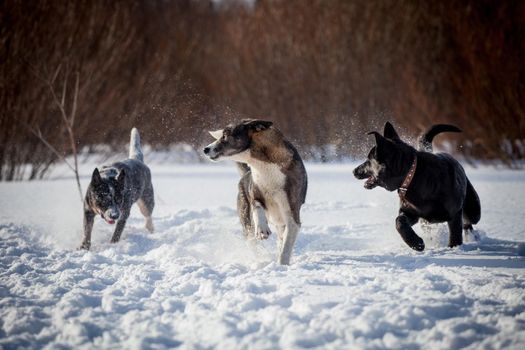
[364,177,377,189]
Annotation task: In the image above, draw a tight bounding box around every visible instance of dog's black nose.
[203,147,210,155]
[109,212,119,220]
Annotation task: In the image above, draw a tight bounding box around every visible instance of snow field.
[1,163,524,349]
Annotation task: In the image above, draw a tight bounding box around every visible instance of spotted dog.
[80,128,154,250]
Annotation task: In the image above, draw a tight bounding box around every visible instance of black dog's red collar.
[398,155,417,202]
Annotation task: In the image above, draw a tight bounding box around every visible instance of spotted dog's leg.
[80,210,95,250]
[110,210,130,243]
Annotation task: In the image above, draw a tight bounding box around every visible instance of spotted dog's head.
[353,122,415,192]
[203,119,273,161]
[86,168,125,224]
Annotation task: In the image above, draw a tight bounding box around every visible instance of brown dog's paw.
[255,226,272,240]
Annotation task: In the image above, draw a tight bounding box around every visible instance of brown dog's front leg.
[80,210,95,250]
[395,212,425,251]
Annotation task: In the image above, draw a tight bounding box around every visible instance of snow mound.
[1,163,525,349]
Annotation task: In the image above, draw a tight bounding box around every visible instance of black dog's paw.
[409,239,425,252]
[463,227,480,242]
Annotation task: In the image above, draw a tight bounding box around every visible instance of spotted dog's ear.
[91,168,102,186]
[242,119,273,132]
[208,130,223,140]
[116,169,126,189]
[383,122,400,140]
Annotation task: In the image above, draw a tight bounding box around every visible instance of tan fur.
[249,128,293,166]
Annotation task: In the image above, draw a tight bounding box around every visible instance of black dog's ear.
[383,122,400,140]
[368,131,386,145]
[117,169,126,188]
[91,168,102,185]
[243,119,273,132]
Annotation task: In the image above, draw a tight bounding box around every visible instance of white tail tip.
[129,127,144,162]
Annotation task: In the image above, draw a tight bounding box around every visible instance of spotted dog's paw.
[78,242,90,250]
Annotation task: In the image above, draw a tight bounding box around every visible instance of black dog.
[80,128,154,250]
[353,122,481,251]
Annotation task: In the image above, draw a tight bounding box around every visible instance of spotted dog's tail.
[129,127,144,162]
[418,124,462,152]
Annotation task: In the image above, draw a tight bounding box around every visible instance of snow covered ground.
[1,160,524,349]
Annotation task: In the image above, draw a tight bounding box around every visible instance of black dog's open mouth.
[208,154,220,161]
[364,176,378,189]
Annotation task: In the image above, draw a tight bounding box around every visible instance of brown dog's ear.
[243,119,273,132]
[208,129,223,140]
[91,168,102,185]
[383,122,400,140]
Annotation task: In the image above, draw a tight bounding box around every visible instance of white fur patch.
[367,159,384,177]
[204,139,221,159]
[278,217,300,265]
[248,157,289,228]
[222,147,300,265]
[222,149,251,163]
[209,130,223,140]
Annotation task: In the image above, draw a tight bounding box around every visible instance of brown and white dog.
[203,119,307,265]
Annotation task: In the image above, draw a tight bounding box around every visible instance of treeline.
[1,0,524,180]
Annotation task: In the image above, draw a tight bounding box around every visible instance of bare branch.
[26,124,76,173]
[47,75,72,130]
[70,71,80,127]
[22,58,49,86]
[50,63,62,85]
[61,69,68,109]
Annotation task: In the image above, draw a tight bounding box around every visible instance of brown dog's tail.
[418,124,462,152]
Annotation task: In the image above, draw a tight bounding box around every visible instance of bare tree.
[27,62,83,201]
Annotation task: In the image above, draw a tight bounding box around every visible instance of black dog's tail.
[236,162,250,177]
[463,178,481,228]
[418,124,462,152]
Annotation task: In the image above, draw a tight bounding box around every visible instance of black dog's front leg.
[110,210,130,244]
[448,210,463,248]
[80,210,95,250]
[395,212,425,251]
